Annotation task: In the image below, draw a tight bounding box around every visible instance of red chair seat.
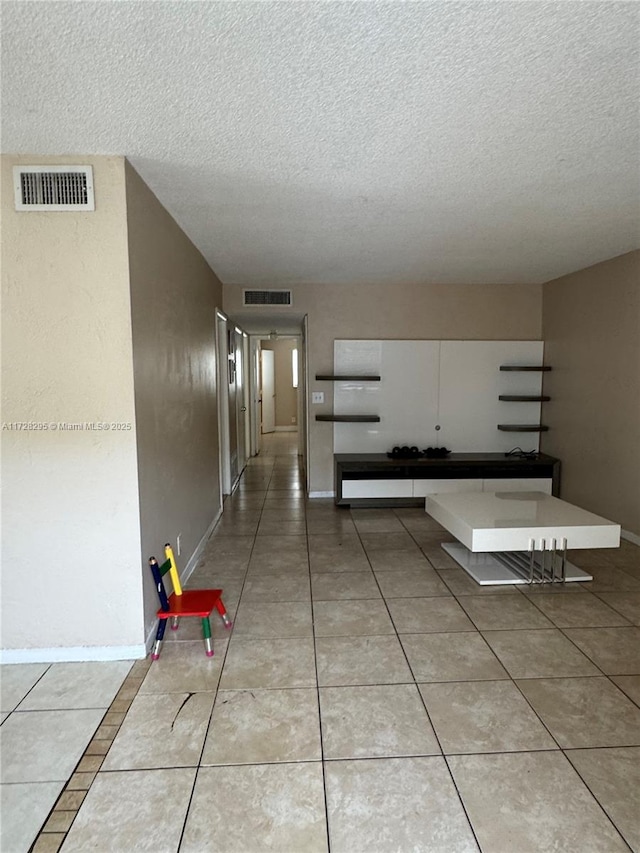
[157,589,223,619]
[149,546,231,659]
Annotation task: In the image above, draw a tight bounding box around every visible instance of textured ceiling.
[2,1,639,286]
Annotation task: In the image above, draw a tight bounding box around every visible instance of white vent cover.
[13,165,94,211]
[243,289,292,307]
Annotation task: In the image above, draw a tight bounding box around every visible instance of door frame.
[215,310,231,496]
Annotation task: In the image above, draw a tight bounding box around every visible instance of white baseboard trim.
[274,426,297,432]
[621,529,640,547]
[308,491,335,499]
[0,644,147,665]
[2,512,226,664]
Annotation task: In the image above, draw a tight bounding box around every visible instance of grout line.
[304,462,333,853]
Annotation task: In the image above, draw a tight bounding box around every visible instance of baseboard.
[621,529,640,547]
[274,426,297,432]
[181,509,223,587]
[308,491,335,499]
[145,621,159,654]
[0,644,147,665]
[2,511,225,664]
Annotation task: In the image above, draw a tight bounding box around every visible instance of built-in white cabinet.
[342,476,553,501]
[333,340,545,454]
[334,453,560,506]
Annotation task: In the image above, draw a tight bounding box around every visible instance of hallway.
[2,431,640,851]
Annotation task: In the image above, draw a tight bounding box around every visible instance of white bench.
[425,491,621,586]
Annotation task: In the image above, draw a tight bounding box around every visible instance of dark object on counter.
[423,446,451,458]
[388,445,422,459]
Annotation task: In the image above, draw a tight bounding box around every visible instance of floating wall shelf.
[315,374,381,381]
[315,414,381,423]
[500,365,552,372]
[499,395,551,402]
[497,424,549,432]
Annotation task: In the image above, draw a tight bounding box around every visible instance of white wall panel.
[438,341,544,452]
[334,340,440,453]
[333,339,545,455]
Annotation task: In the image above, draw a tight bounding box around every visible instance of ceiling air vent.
[243,289,292,307]
[13,165,95,211]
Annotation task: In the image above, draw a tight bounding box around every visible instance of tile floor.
[2,431,640,852]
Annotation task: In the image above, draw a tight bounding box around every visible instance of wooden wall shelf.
[500,365,552,372]
[499,395,551,402]
[497,424,549,432]
[315,374,381,381]
[316,414,381,423]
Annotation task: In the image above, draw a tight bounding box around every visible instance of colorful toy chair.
[148,543,232,660]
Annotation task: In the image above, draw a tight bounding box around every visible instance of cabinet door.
[334,340,440,453]
[438,341,544,452]
[413,478,483,497]
[341,479,414,499]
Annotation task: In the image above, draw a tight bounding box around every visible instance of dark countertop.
[335,452,559,467]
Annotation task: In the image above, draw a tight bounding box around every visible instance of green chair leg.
[202,616,213,657]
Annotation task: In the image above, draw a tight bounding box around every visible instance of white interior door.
[261,349,276,433]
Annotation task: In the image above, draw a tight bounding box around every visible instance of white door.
[261,349,276,433]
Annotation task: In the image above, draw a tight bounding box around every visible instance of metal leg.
[549,538,558,583]
[152,618,167,660]
[540,539,547,583]
[528,538,535,584]
[171,616,180,631]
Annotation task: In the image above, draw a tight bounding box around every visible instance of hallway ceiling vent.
[243,289,292,307]
[13,165,95,211]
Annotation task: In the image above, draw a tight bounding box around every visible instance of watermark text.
[2,421,132,432]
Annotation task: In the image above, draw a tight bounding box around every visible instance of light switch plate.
[311,391,324,404]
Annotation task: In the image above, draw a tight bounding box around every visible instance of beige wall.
[1,155,144,657]
[541,251,640,536]
[260,339,298,427]
[225,281,542,490]
[125,161,224,640]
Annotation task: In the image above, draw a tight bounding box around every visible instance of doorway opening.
[247,327,308,491]
[258,335,301,442]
